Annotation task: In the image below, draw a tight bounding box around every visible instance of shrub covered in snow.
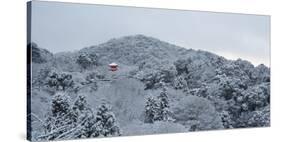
[172,95,223,131]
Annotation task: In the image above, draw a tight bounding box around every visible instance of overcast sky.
[31,1,270,66]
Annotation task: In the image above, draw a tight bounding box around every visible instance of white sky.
[31,1,270,66]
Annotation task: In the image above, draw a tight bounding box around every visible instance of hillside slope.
[29,35,270,141]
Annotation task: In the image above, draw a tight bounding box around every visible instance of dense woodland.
[28,35,270,141]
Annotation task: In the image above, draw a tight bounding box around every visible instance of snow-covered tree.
[174,58,191,75]
[50,92,72,117]
[72,95,96,138]
[251,64,270,83]
[73,95,87,112]
[95,102,121,137]
[135,62,177,89]
[76,52,98,70]
[82,71,103,91]
[236,105,270,128]
[29,42,53,63]
[74,97,121,138]
[247,106,270,127]
[46,71,74,91]
[145,85,172,123]
[140,70,159,89]
[173,75,187,90]
[242,83,269,111]
[78,111,96,138]
[158,65,177,84]
[172,95,223,131]
[144,96,158,123]
[156,87,170,121]
[32,67,52,90]
[220,110,234,128]
[38,94,122,140]
[43,92,76,140]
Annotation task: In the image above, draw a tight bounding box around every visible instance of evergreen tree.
[76,52,98,70]
[144,85,172,123]
[173,75,187,90]
[46,71,74,91]
[220,110,234,128]
[156,87,170,121]
[73,95,87,112]
[41,94,110,140]
[50,92,72,118]
[69,95,97,138]
[95,102,121,137]
[44,92,76,140]
[144,96,158,123]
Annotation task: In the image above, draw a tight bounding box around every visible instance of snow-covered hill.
[28,35,270,141]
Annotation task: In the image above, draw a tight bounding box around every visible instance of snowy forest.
[27,35,270,141]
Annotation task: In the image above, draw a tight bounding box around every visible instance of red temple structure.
[109,63,118,71]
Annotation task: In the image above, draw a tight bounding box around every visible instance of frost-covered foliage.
[241,83,270,111]
[236,106,270,128]
[85,71,105,82]
[173,75,188,90]
[95,102,121,137]
[173,58,192,75]
[35,93,121,141]
[220,110,233,128]
[76,52,99,70]
[29,42,53,64]
[144,96,158,123]
[39,92,78,140]
[32,66,52,90]
[135,63,177,89]
[30,35,270,141]
[251,64,270,83]
[172,95,223,131]
[172,54,221,88]
[156,87,171,121]
[45,70,74,91]
[247,106,270,127]
[145,86,172,123]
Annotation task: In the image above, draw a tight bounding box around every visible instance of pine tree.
[220,110,234,128]
[95,102,121,137]
[44,92,76,140]
[144,96,158,123]
[50,92,72,118]
[144,85,172,123]
[156,87,170,121]
[41,94,96,140]
[72,95,96,138]
[73,95,87,112]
